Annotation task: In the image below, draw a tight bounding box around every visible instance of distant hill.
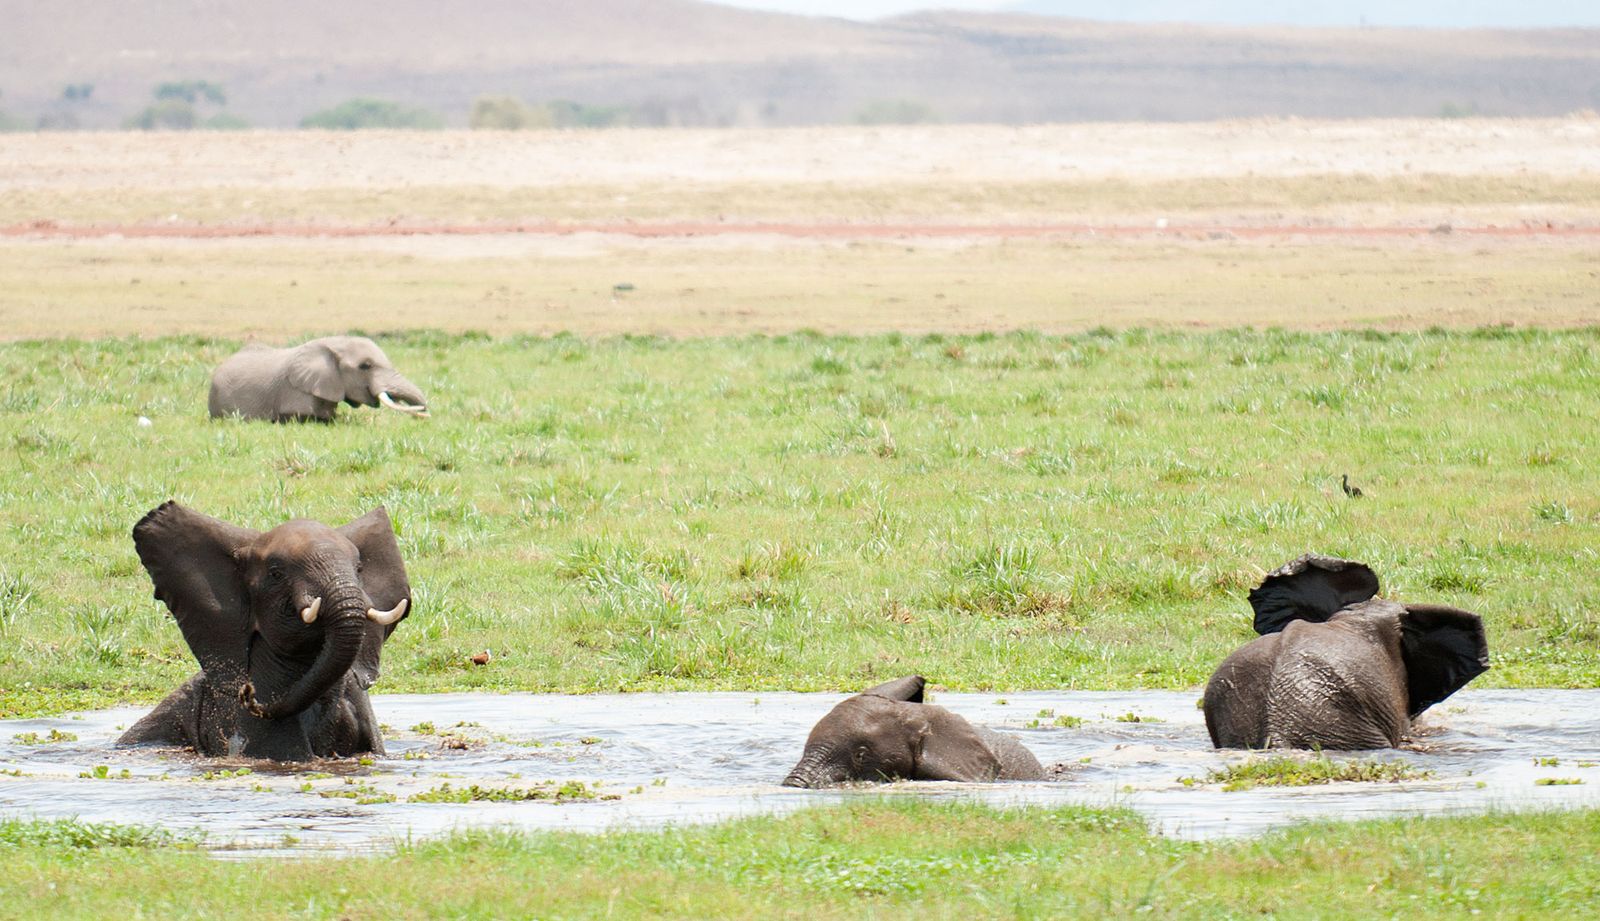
[2,0,1596,129]
[1008,1,1600,29]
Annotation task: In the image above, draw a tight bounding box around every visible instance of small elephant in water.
[208,335,428,422]
[1204,555,1489,750]
[118,502,412,761]
[783,676,1046,787]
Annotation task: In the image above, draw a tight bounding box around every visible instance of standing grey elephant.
[208,336,428,422]
[783,676,1046,787]
[1203,555,1490,750]
[117,501,412,761]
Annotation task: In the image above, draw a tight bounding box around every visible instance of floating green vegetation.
[77,765,133,780]
[1181,756,1434,792]
[1025,713,1084,729]
[316,779,397,805]
[1112,712,1161,723]
[407,781,613,804]
[1535,778,1584,786]
[196,767,253,781]
[11,728,78,745]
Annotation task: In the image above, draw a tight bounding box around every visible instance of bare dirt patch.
[5,219,1597,242]
[4,121,1596,192]
[2,234,1594,339]
[1,122,1595,338]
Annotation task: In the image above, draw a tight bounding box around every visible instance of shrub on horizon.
[468,95,552,130]
[124,100,198,130]
[545,99,632,128]
[853,98,939,126]
[301,98,445,130]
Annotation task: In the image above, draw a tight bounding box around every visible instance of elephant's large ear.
[1399,604,1490,718]
[285,342,344,403]
[340,507,412,688]
[1248,555,1380,635]
[861,675,925,703]
[909,706,1002,782]
[132,501,259,674]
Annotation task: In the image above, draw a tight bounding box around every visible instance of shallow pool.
[2,689,1597,856]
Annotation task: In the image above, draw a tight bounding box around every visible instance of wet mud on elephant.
[1204,554,1490,751]
[783,676,1046,787]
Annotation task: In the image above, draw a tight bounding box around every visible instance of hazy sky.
[712,1,1600,26]
[717,1,1009,18]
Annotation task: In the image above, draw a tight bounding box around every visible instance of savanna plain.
[2,121,1599,917]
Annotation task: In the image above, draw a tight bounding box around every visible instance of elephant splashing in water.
[118,502,413,761]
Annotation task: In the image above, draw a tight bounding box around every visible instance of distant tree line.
[468,96,625,129]
[300,98,443,129]
[125,80,247,130]
[14,82,1589,132]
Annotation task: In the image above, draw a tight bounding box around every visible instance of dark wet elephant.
[783,676,1045,787]
[1203,555,1489,750]
[208,335,428,422]
[118,502,412,761]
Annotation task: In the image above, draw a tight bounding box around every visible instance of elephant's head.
[132,502,412,721]
[1249,555,1490,718]
[288,336,428,417]
[782,676,1002,787]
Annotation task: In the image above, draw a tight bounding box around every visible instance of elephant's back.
[1203,633,1281,748]
[1265,620,1406,749]
[209,344,288,418]
[975,725,1046,781]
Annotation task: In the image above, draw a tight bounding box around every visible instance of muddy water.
[2,690,1597,856]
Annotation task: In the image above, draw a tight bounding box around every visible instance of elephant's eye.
[359,361,373,371]
[267,564,284,583]
[852,746,868,767]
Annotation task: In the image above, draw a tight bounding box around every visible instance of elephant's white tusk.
[366,598,408,626]
[300,596,322,624]
[379,392,429,416]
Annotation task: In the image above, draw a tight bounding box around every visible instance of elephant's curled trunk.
[243,594,369,721]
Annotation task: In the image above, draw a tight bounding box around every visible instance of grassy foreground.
[2,802,1598,917]
[1,329,1597,715]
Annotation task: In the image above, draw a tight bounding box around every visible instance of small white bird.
[136,416,153,428]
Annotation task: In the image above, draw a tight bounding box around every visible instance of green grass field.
[2,328,1596,716]
[3,803,1597,918]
